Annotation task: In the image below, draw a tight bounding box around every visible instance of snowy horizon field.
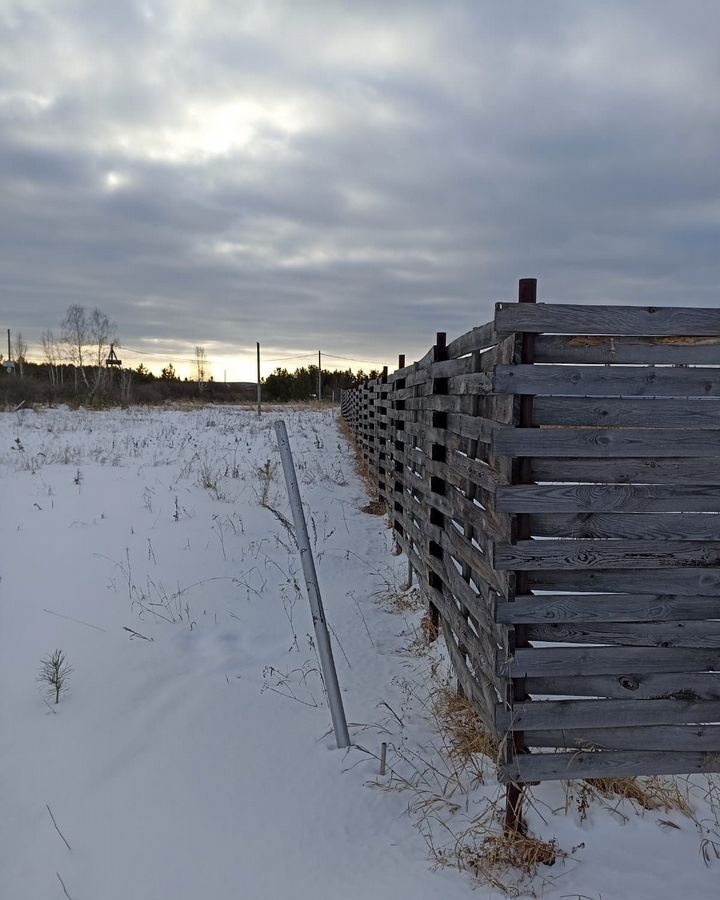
[2,404,719,899]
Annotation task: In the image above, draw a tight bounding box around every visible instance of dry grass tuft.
[461,833,561,887]
[361,497,387,516]
[430,822,562,897]
[420,612,439,642]
[373,582,423,614]
[433,687,500,765]
[336,415,386,514]
[568,775,693,821]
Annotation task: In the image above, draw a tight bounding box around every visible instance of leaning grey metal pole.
[274,420,351,749]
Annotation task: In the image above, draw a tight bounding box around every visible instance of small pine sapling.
[38,649,73,704]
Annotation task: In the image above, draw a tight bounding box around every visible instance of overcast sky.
[2,1,719,379]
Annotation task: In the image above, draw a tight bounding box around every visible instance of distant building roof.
[3,360,15,371]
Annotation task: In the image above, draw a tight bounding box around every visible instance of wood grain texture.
[500,645,720,678]
[495,364,720,397]
[534,334,720,365]
[530,725,720,752]
[496,594,720,623]
[531,457,720,484]
[445,321,499,358]
[440,618,498,733]
[523,672,720,700]
[525,620,720,649]
[527,512,720,540]
[494,302,720,336]
[446,372,494,395]
[533,397,720,428]
[494,539,720,570]
[529,568,720,595]
[497,484,720,513]
[501,749,720,783]
[497,697,720,732]
[494,426,720,458]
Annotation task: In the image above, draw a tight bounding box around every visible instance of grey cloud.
[1,1,719,373]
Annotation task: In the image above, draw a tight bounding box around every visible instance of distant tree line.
[261,365,381,402]
[2,305,378,408]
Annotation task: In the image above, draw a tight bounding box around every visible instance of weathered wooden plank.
[445,321,499,358]
[525,620,720,649]
[551,458,654,488]
[497,697,720,732]
[528,512,720,540]
[529,568,720,596]
[446,412,498,443]
[534,397,720,428]
[497,484,720,513]
[440,618,498,734]
[432,583,500,680]
[494,302,720,337]
[404,422,463,450]
[501,749,720,783]
[443,553,501,637]
[524,672,720,700]
[530,725,720,752]
[494,426,720,458]
[447,450,508,492]
[496,594,720,623]
[495,364,720,398]
[500,646,720,678]
[405,368,432,389]
[443,525,509,598]
[448,488,507,543]
[446,372,494,395]
[534,334,720,365]
[404,394,474,413]
[494,539,720,570]
[429,356,474,379]
[393,384,429,402]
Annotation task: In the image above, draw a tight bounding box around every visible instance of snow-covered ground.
[2,405,719,900]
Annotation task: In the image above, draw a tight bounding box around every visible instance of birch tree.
[62,305,89,389]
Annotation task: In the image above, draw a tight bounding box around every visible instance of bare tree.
[41,329,61,385]
[88,308,116,393]
[13,332,28,377]
[195,345,207,393]
[62,305,89,389]
[89,308,115,367]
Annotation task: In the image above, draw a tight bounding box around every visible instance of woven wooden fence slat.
[340,285,720,800]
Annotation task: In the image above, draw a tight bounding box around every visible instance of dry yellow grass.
[571,775,693,819]
[457,832,561,892]
[433,686,500,765]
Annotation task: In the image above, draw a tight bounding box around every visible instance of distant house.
[2,359,15,373]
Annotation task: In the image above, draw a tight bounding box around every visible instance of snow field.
[1,405,719,899]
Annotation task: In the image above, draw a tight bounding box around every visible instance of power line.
[119,345,199,364]
[321,352,387,366]
[99,343,389,370]
[263,352,317,363]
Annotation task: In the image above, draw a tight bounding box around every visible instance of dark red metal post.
[505,277,537,835]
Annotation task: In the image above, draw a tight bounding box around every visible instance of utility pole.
[317,350,322,402]
[6,328,14,375]
[257,342,262,416]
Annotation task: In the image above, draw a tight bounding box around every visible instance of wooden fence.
[340,278,720,827]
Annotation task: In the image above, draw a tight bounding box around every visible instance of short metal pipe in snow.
[273,420,351,750]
